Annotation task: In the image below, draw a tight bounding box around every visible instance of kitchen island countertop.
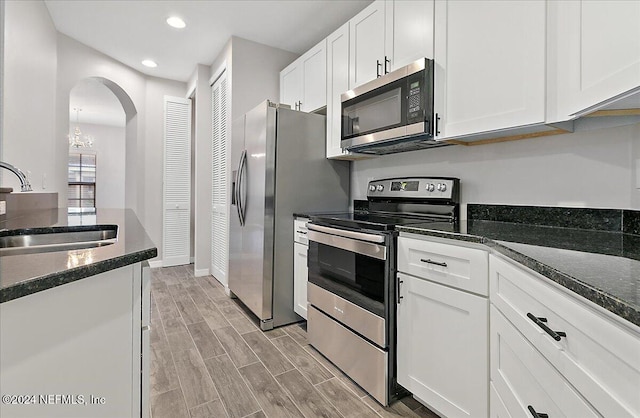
[0,208,157,303]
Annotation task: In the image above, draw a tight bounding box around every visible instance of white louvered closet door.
[163,96,192,267]
[211,71,229,284]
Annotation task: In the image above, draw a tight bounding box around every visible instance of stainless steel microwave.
[341,58,447,155]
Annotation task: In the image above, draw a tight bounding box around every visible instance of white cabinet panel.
[491,305,599,418]
[280,63,302,110]
[388,0,434,71]
[551,0,640,118]
[398,236,489,296]
[0,264,147,418]
[293,242,308,319]
[279,40,326,113]
[326,22,350,159]
[397,272,488,418]
[293,219,309,319]
[349,0,386,88]
[490,254,640,417]
[301,41,326,112]
[434,0,546,139]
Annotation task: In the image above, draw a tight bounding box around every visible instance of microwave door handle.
[351,117,359,135]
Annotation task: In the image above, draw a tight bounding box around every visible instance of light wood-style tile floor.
[150,265,439,418]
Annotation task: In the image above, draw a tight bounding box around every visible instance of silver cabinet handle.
[420,258,447,268]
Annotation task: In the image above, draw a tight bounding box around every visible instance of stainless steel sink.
[0,225,118,255]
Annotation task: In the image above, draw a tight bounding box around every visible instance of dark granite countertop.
[397,219,640,327]
[0,208,157,303]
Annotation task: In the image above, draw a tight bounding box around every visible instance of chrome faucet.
[0,161,33,192]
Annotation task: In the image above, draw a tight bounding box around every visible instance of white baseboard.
[148,260,163,269]
[194,268,209,277]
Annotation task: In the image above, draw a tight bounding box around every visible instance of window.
[68,153,96,213]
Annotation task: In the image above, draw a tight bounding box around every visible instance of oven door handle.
[307,224,385,243]
[308,230,387,261]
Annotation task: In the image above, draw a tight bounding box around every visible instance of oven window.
[342,87,402,138]
[308,241,386,303]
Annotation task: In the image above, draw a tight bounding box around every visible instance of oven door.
[307,224,388,318]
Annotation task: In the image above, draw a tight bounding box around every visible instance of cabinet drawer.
[308,305,387,405]
[491,306,599,418]
[398,236,488,296]
[491,254,640,417]
[294,218,309,245]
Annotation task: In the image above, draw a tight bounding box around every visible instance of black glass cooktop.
[309,212,447,232]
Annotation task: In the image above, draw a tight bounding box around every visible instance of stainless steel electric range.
[306,177,460,406]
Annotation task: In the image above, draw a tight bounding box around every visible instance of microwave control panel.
[406,69,428,125]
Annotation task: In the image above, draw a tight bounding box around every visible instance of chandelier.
[69,107,95,148]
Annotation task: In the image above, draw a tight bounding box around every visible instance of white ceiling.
[44,0,373,82]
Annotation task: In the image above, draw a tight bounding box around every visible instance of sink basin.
[0,225,118,255]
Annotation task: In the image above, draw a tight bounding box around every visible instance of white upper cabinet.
[280,64,302,111]
[350,0,435,89]
[279,39,326,112]
[549,0,640,120]
[349,1,386,88]
[326,22,351,159]
[434,0,546,139]
[386,0,434,71]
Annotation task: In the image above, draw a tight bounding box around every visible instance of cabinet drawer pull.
[384,56,390,74]
[526,313,566,341]
[297,231,307,235]
[527,405,549,418]
[376,60,382,78]
[420,258,447,268]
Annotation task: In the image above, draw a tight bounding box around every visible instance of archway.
[67,77,137,211]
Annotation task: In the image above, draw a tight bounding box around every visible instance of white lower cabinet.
[397,234,489,418]
[293,218,309,319]
[490,254,640,418]
[490,305,599,418]
[397,272,488,418]
[0,262,150,418]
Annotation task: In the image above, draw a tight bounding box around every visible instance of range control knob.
[376,185,384,192]
[369,185,376,192]
[426,183,435,192]
[437,183,447,192]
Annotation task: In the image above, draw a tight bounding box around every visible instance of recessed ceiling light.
[166,16,186,29]
[142,60,158,68]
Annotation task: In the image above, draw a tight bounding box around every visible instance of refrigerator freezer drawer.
[308,305,388,405]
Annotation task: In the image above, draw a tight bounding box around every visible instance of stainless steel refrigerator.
[229,100,350,330]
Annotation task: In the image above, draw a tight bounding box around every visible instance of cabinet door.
[326,22,350,159]
[293,242,308,319]
[491,305,599,418]
[551,0,640,118]
[434,0,545,139]
[387,0,434,71]
[349,0,386,88]
[301,40,327,112]
[280,62,302,109]
[397,273,488,418]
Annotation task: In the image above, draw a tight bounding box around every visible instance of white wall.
[189,64,213,275]
[69,122,126,209]
[2,0,57,192]
[352,123,640,216]
[2,4,187,263]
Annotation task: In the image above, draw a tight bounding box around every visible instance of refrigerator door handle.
[237,150,247,226]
